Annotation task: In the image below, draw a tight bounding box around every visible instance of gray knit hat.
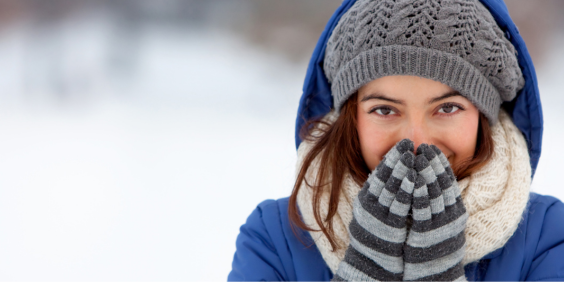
[323,0,525,124]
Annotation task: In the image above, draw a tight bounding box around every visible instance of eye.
[438,104,461,114]
[373,106,396,116]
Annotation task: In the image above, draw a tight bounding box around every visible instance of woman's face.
[356,75,480,171]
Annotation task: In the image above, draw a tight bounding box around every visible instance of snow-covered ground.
[0,14,302,281]
[0,13,562,281]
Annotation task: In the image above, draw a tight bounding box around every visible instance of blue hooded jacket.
[229,0,564,280]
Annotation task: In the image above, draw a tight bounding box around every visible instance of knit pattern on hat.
[323,0,525,124]
[296,109,530,273]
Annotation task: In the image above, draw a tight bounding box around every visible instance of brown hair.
[288,93,494,251]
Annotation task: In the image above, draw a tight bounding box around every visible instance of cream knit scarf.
[296,110,531,273]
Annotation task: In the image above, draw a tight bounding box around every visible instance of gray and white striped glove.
[403,144,468,281]
[333,139,416,281]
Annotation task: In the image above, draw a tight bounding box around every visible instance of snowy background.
[0,1,562,281]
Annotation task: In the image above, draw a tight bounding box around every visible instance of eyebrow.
[360,90,461,105]
[428,91,462,104]
[360,93,404,105]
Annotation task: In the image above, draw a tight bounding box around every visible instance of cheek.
[439,116,479,166]
[356,114,398,171]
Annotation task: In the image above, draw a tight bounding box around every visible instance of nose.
[404,117,430,152]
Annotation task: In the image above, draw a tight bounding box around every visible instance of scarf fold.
[296,109,531,273]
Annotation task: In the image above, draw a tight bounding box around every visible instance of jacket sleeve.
[525,196,564,281]
[228,200,289,281]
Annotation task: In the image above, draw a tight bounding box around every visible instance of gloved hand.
[403,144,468,281]
[333,139,416,281]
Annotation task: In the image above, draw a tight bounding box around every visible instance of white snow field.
[0,14,562,281]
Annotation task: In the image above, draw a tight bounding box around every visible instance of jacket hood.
[294,0,543,177]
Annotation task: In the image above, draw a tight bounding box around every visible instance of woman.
[229,0,564,281]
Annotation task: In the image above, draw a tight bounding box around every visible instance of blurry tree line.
[0,0,563,65]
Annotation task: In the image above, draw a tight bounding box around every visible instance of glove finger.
[430,145,462,206]
[415,153,447,220]
[430,144,456,182]
[389,168,416,219]
[374,139,414,185]
[418,144,451,212]
[417,144,446,183]
[411,174,432,224]
[378,151,414,208]
[415,153,435,184]
[357,152,412,217]
[395,138,415,154]
[365,172,386,199]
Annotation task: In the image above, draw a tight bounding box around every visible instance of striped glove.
[403,144,468,281]
[333,139,416,281]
